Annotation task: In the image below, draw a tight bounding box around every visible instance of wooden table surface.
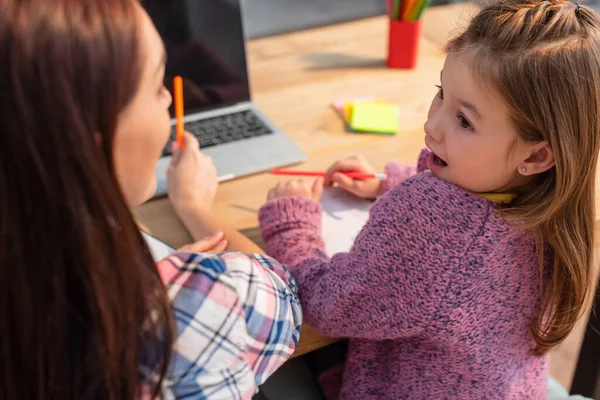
[135,3,480,358]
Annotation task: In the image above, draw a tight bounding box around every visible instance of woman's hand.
[323,154,381,199]
[167,132,218,214]
[267,178,324,201]
[177,231,227,253]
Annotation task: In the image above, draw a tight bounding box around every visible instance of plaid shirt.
[143,251,302,399]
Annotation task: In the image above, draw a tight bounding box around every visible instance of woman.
[0,0,301,399]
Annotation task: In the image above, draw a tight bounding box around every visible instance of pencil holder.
[387,18,422,69]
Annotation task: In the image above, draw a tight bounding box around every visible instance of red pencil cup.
[387,18,422,69]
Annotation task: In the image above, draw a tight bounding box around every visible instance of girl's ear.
[518,142,555,176]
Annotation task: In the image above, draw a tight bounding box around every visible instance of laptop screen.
[143,0,251,117]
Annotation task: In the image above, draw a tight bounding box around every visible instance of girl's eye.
[435,84,444,100]
[458,114,472,130]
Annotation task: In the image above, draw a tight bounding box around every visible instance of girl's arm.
[378,148,431,196]
[259,173,485,339]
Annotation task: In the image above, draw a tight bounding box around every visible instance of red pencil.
[271,168,386,180]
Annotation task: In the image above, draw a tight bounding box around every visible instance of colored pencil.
[414,0,431,19]
[271,169,387,180]
[402,0,417,20]
[408,0,425,20]
[174,76,185,149]
[392,0,401,20]
[398,0,409,20]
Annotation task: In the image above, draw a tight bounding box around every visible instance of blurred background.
[242,0,600,39]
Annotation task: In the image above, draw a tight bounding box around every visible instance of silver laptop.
[145,0,306,197]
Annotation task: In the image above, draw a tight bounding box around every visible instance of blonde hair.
[449,0,600,354]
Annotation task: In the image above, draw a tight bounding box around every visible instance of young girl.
[0,0,300,399]
[259,0,599,398]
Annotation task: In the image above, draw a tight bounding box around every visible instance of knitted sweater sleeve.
[258,174,489,339]
[378,148,430,195]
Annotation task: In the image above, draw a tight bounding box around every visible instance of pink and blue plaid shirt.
[143,251,302,399]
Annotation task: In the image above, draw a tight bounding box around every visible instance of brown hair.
[449,0,600,354]
[0,0,173,398]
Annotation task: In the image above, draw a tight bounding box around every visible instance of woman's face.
[113,3,172,207]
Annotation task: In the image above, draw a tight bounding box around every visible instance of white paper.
[142,231,176,261]
[320,187,372,256]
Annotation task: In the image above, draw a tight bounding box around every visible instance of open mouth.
[433,153,448,167]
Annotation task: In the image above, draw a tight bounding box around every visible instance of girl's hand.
[323,154,381,199]
[177,231,227,253]
[167,132,218,214]
[267,178,324,201]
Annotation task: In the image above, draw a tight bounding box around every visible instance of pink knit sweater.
[258,150,549,399]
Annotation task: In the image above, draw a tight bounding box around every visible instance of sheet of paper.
[142,231,176,261]
[320,187,373,256]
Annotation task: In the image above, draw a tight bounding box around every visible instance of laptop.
[144,0,306,197]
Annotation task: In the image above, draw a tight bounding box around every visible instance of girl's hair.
[0,0,173,398]
[449,0,600,354]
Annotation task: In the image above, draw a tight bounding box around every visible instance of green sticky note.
[349,102,399,135]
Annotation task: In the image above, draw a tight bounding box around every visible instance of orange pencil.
[402,0,417,20]
[174,76,185,149]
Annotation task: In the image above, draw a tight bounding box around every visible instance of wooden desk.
[135,3,478,358]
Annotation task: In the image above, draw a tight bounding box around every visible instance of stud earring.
[521,166,527,173]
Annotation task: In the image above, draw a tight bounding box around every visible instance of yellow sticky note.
[343,102,355,121]
[342,99,386,122]
[350,102,398,134]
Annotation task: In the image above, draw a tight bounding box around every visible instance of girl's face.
[424,51,550,193]
[113,3,172,207]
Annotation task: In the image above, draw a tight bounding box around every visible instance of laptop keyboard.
[161,110,273,156]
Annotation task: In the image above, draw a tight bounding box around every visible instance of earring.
[521,166,527,173]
